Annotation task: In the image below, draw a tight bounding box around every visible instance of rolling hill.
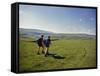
[19,28,96,39]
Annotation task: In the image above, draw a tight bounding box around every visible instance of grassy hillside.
[19,37,96,72]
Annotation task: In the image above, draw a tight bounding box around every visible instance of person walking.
[37,35,45,54]
[44,36,51,56]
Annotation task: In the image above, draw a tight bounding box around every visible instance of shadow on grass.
[47,53,65,59]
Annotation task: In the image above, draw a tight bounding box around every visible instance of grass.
[19,37,96,72]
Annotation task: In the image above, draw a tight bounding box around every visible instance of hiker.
[44,36,51,56]
[37,35,45,54]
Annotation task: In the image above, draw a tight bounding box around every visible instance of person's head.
[41,35,44,38]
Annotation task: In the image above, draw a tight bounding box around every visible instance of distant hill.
[19,28,96,39]
[19,28,54,39]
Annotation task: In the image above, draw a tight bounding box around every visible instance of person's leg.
[44,47,47,57]
[37,46,40,54]
[47,47,49,55]
[42,46,45,54]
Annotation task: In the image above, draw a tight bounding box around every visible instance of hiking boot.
[45,54,47,57]
[42,51,44,54]
[37,52,40,55]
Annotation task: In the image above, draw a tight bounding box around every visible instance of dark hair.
[41,35,44,37]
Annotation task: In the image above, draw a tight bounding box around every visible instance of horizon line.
[19,27,96,36]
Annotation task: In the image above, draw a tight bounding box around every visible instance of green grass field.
[19,37,96,72]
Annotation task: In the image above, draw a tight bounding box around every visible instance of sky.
[19,5,96,35]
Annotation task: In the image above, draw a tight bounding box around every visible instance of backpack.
[37,38,41,45]
[43,39,47,45]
